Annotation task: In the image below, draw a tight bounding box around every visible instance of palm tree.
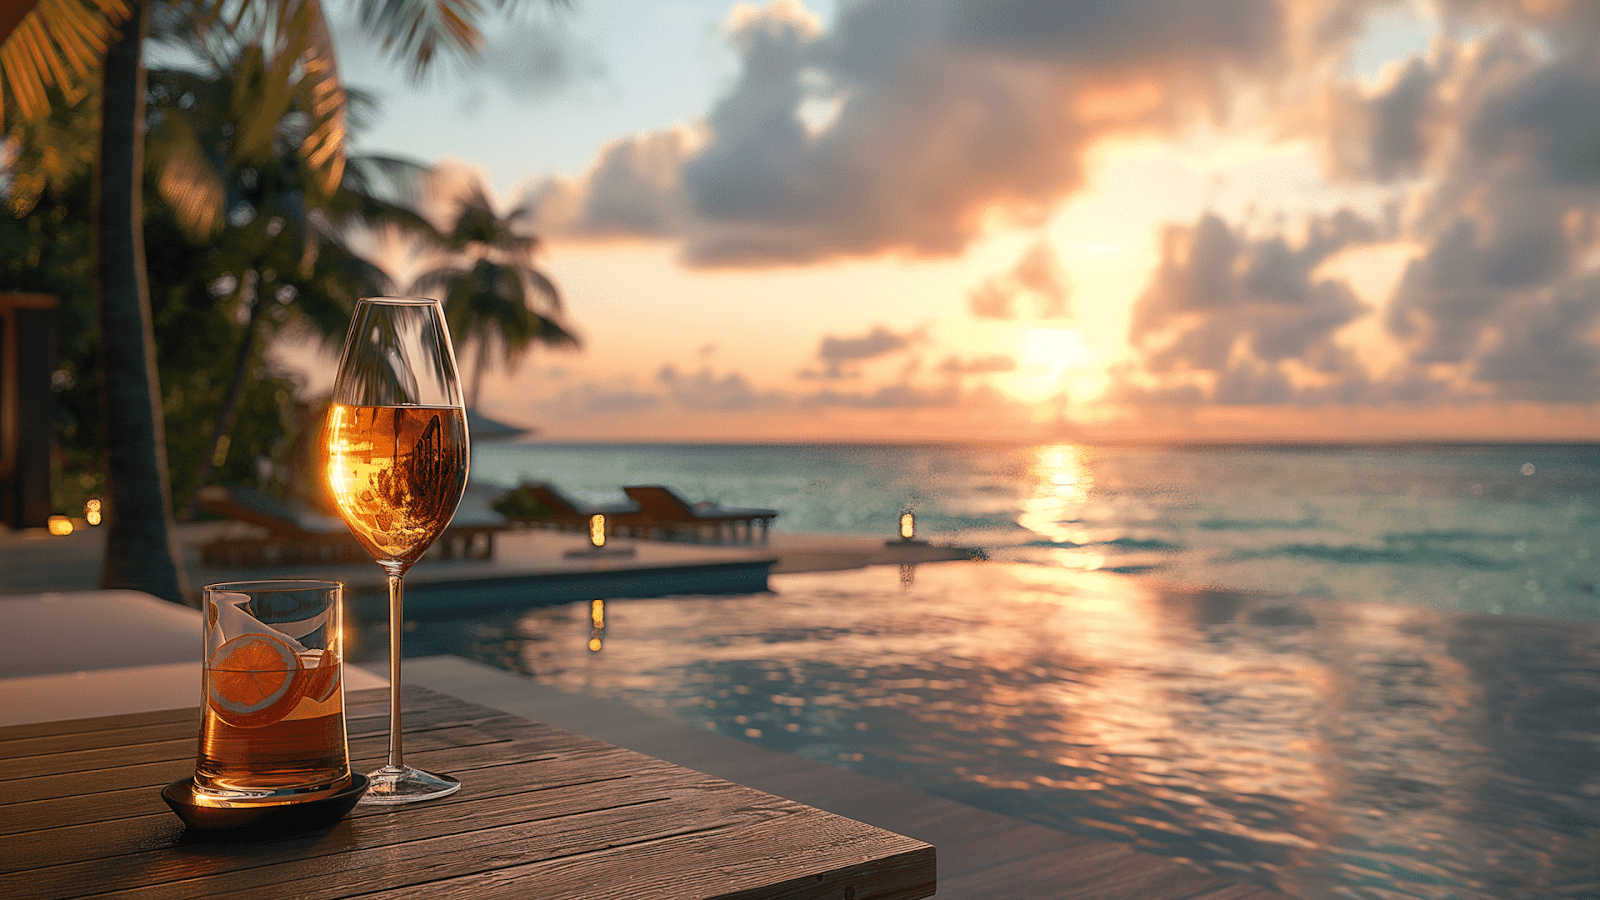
[411,180,580,410]
[1,0,525,602]
[144,49,443,519]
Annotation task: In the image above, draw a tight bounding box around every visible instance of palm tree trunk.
[95,0,190,603]
[180,278,264,520]
[469,342,487,411]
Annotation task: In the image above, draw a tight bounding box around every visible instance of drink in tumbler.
[194,581,351,802]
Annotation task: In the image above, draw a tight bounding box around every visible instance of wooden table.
[0,686,936,899]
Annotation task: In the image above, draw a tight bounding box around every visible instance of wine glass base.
[358,765,461,805]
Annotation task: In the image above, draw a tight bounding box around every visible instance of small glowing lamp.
[565,514,635,558]
[84,497,103,526]
[899,511,916,542]
[47,515,74,536]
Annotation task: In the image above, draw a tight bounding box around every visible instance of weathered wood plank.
[0,688,937,900]
[0,706,198,744]
[0,738,640,872]
[0,728,600,835]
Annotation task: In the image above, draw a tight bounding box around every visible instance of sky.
[295,0,1600,443]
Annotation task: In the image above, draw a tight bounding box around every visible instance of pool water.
[397,561,1600,900]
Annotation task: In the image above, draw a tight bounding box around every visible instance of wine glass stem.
[387,571,405,771]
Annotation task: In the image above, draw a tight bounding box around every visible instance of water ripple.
[436,562,1600,900]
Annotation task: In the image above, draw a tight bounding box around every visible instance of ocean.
[432,441,1600,899]
[473,441,1600,623]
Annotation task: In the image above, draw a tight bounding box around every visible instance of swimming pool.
[387,561,1600,900]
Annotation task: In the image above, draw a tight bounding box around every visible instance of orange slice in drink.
[207,633,305,728]
[297,648,340,703]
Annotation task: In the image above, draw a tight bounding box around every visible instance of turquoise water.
[474,441,1600,622]
[421,442,1600,899]
[412,563,1600,900]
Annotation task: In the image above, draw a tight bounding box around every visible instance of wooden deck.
[0,686,935,900]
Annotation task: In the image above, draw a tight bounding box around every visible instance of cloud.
[1115,9,1600,410]
[555,379,664,415]
[1113,210,1379,405]
[967,240,1072,319]
[799,324,925,379]
[526,0,1291,266]
[1348,23,1600,402]
[526,127,696,240]
[537,359,996,425]
[938,353,1017,375]
[818,324,916,361]
[801,382,961,409]
[477,19,608,100]
[656,364,788,410]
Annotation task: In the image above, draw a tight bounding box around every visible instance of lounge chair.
[196,484,504,567]
[622,485,777,543]
[493,482,644,536]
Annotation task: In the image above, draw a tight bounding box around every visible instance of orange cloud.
[524,0,1294,267]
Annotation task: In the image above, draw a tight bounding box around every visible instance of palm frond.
[356,0,485,82]
[282,0,345,199]
[0,0,132,124]
[147,107,227,237]
[341,153,434,216]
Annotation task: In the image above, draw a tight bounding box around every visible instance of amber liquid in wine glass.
[326,298,469,804]
[326,406,468,569]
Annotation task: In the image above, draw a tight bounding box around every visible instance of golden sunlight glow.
[1016,445,1101,566]
[1023,328,1089,373]
[1002,327,1100,407]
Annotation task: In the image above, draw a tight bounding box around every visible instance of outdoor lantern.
[565,512,634,558]
[84,497,102,526]
[899,510,916,542]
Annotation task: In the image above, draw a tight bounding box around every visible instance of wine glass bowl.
[326,297,468,804]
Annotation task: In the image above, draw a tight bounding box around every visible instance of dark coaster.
[162,774,368,834]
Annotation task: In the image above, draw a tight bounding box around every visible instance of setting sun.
[1022,328,1089,374]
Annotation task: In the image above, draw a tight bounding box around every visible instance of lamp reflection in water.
[589,599,605,652]
[899,563,917,591]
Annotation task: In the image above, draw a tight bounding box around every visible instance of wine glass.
[326,297,469,804]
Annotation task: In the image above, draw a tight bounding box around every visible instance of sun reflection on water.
[452,562,1600,900]
[1018,444,1100,565]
